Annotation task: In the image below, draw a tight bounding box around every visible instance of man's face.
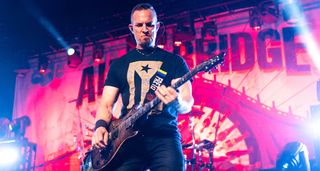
[129,9,159,49]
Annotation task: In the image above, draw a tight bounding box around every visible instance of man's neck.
[136,43,155,50]
[135,46,157,56]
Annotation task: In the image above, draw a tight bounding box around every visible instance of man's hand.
[155,85,178,104]
[92,127,109,148]
[155,78,194,114]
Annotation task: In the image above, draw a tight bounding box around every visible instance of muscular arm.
[92,85,119,148]
[95,86,119,124]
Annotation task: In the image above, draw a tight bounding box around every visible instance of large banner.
[13,1,320,170]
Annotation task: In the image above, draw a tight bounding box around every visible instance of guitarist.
[91,3,194,171]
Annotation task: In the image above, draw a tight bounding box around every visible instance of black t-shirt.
[105,47,189,136]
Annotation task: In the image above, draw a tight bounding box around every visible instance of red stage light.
[38,55,48,74]
[253,26,261,31]
[93,43,104,64]
[39,68,46,74]
[249,8,263,31]
[94,58,103,64]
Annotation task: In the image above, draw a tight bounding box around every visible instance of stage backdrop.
[13,0,320,170]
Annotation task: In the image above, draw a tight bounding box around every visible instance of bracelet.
[94,119,109,130]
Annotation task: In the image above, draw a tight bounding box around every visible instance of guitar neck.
[114,52,225,135]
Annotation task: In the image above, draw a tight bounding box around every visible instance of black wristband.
[94,119,109,131]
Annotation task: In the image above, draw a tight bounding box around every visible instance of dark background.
[0,0,258,120]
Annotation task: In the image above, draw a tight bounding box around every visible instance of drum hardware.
[182,109,216,171]
[182,106,225,171]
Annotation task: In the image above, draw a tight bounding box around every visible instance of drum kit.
[181,108,217,171]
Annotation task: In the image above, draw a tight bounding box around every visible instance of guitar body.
[90,106,141,170]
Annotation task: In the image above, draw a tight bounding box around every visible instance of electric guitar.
[81,52,226,171]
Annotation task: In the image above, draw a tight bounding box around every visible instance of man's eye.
[136,24,143,27]
[146,23,154,27]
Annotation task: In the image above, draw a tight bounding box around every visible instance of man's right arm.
[92,85,119,148]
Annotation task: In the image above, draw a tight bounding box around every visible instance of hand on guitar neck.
[155,78,193,114]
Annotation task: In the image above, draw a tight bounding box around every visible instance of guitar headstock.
[199,52,226,72]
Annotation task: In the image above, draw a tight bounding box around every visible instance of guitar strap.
[143,69,167,104]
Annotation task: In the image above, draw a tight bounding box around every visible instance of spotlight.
[0,140,20,170]
[67,44,83,68]
[67,48,75,56]
[92,43,104,64]
[276,141,310,171]
[282,0,302,24]
[38,55,48,74]
[0,142,19,167]
[249,8,263,31]
[0,139,36,170]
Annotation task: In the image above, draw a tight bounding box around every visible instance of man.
[92,3,194,170]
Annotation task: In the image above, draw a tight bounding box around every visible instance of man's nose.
[142,24,149,34]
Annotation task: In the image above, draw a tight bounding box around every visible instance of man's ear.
[128,24,133,33]
[156,22,160,32]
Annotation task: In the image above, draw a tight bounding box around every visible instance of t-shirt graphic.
[127,61,163,109]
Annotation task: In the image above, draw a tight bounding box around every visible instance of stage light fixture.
[259,0,280,24]
[276,141,310,171]
[38,55,48,74]
[249,8,263,31]
[202,21,218,40]
[67,44,83,68]
[92,43,104,64]
[10,116,31,139]
[174,17,195,44]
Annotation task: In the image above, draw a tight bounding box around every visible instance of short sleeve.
[104,60,120,88]
[174,55,190,79]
